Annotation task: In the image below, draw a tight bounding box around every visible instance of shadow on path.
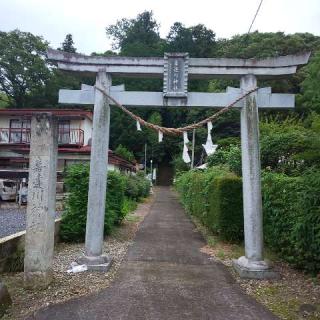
[27,187,278,320]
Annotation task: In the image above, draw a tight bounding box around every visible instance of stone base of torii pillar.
[232,257,279,280]
[77,255,112,272]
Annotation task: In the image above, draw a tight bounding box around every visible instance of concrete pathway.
[28,187,278,320]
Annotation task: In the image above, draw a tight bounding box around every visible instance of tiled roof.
[0,109,93,120]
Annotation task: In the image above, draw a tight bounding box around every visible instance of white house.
[0,109,136,190]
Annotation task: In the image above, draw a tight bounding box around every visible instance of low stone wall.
[0,219,61,273]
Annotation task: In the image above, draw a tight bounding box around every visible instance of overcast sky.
[1,0,319,55]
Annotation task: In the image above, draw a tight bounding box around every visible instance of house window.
[58,120,70,144]
[9,119,31,143]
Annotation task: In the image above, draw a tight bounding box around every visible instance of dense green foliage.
[208,116,320,176]
[106,11,164,56]
[166,22,216,57]
[208,144,242,176]
[260,116,320,173]
[0,30,80,108]
[176,167,243,242]
[262,171,320,274]
[60,164,150,242]
[115,144,135,162]
[297,50,320,113]
[0,93,9,108]
[0,30,51,107]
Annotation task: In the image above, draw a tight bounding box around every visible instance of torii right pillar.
[233,74,277,279]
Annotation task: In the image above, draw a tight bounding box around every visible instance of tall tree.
[297,50,320,113]
[58,34,77,53]
[0,30,51,108]
[106,11,164,56]
[216,31,320,59]
[166,23,216,57]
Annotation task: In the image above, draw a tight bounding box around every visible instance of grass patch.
[122,197,138,217]
[125,213,141,223]
[190,213,244,261]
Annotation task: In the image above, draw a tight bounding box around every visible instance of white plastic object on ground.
[67,263,88,273]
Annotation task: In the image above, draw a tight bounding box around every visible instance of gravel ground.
[1,196,154,320]
[0,207,61,238]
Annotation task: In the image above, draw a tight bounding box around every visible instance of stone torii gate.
[23,49,310,287]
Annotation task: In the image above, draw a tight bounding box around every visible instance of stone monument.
[24,113,58,289]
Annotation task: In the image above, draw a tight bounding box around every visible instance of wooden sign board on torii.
[31,49,308,281]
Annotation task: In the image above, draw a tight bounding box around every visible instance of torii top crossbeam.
[47,49,310,79]
[47,49,310,109]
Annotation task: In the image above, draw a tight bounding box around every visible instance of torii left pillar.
[78,71,113,271]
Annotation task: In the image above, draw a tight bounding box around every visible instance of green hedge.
[262,171,320,274]
[176,166,320,273]
[176,167,243,242]
[60,164,150,242]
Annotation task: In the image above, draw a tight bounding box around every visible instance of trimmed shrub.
[60,164,126,242]
[60,164,90,242]
[123,173,150,201]
[207,145,242,176]
[176,167,243,242]
[106,170,126,226]
[60,164,150,242]
[122,197,138,217]
[262,171,320,274]
[207,174,243,241]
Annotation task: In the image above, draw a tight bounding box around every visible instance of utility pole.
[191,128,195,169]
[144,143,147,175]
[150,159,153,185]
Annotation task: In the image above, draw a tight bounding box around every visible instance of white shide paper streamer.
[202,121,218,156]
[182,131,191,163]
[158,131,163,142]
[136,120,142,131]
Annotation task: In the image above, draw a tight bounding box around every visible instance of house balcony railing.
[0,128,84,146]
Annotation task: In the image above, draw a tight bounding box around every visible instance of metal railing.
[58,129,84,146]
[0,128,84,146]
